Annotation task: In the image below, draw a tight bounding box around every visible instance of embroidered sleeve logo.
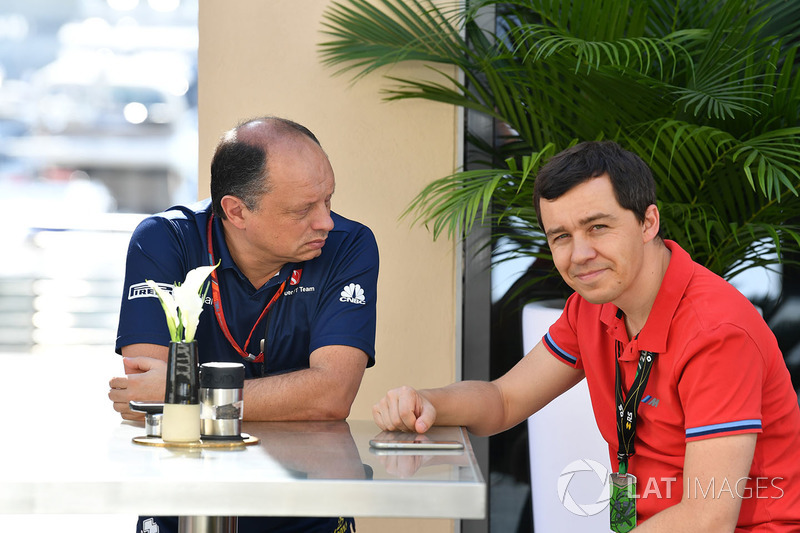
[340,283,366,305]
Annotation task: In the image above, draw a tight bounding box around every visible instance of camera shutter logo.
[557,459,611,516]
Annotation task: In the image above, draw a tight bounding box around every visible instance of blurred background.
[1,3,794,533]
[0,1,196,529]
[0,0,197,358]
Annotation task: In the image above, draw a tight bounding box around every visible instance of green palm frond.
[319,0,467,79]
[733,129,800,199]
[624,119,800,276]
[673,50,773,119]
[402,144,556,241]
[756,0,800,45]
[319,0,800,283]
[512,25,700,79]
[659,201,800,277]
[496,0,651,40]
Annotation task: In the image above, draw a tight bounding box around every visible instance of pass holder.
[610,471,637,533]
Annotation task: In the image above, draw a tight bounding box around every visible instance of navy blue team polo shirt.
[117,199,376,532]
[116,198,378,377]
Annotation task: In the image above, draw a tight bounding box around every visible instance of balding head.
[235,117,321,148]
[210,116,325,219]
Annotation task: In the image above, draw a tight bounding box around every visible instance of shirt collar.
[599,239,693,355]
[211,213,301,292]
[211,213,237,273]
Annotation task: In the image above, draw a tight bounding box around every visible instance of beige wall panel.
[354,515,455,530]
[199,4,462,530]
[198,0,459,439]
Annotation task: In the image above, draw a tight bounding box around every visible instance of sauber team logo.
[340,283,366,305]
[290,269,303,286]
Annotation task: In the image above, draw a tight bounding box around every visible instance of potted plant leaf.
[319,0,800,366]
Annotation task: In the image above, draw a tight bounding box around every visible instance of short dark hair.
[210,116,322,219]
[533,141,658,232]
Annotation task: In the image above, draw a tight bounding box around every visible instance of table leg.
[178,516,238,533]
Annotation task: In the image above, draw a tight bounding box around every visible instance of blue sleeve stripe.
[543,332,577,364]
[686,419,762,438]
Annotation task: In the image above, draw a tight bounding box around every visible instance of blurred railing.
[0,213,143,355]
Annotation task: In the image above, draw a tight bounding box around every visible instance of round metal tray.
[132,433,259,449]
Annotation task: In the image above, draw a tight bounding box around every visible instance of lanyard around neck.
[614,337,657,475]
[206,214,288,363]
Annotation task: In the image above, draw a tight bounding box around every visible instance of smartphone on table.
[369,431,464,450]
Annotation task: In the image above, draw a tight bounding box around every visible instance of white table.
[0,354,485,528]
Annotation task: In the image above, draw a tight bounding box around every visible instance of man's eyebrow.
[294,186,335,208]
[579,212,614,226]
[544,212,615,238]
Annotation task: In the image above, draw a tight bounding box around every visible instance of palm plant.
[319,0,800,292]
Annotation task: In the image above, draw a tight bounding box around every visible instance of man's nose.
[571,235,596,264]
[312,205,335,233]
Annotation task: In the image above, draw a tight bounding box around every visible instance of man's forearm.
[421,380,508,436]
[630,500,739,533]
[631,434,755,533]
[242,346,367,421]
[243,367,357,421]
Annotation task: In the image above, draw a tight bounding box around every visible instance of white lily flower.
[146,263,218,343]
[145,279,180,342]
[173,264,218,343]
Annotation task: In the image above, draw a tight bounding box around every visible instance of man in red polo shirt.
[373,141,800,531]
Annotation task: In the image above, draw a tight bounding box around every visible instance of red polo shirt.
[544,240,800,529]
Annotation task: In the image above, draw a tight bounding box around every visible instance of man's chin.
[571,284,613,305]
[295,248,324,262]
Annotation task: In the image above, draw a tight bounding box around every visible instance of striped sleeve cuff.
[686,419,762,440]
[543,332,578,365]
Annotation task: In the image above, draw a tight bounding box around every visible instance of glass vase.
[162,340,201,443]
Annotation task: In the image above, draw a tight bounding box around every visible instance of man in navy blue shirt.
[108,116,378,533]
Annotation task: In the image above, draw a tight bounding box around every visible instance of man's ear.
[642,204,660,243]
[220,195,247,230]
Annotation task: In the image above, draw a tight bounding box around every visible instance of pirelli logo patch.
[128,281,173,300]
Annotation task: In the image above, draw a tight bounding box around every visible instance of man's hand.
[372,341,585,437]
[108,356,167,420]
[109,343,169,420]
[372,386,436,433]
